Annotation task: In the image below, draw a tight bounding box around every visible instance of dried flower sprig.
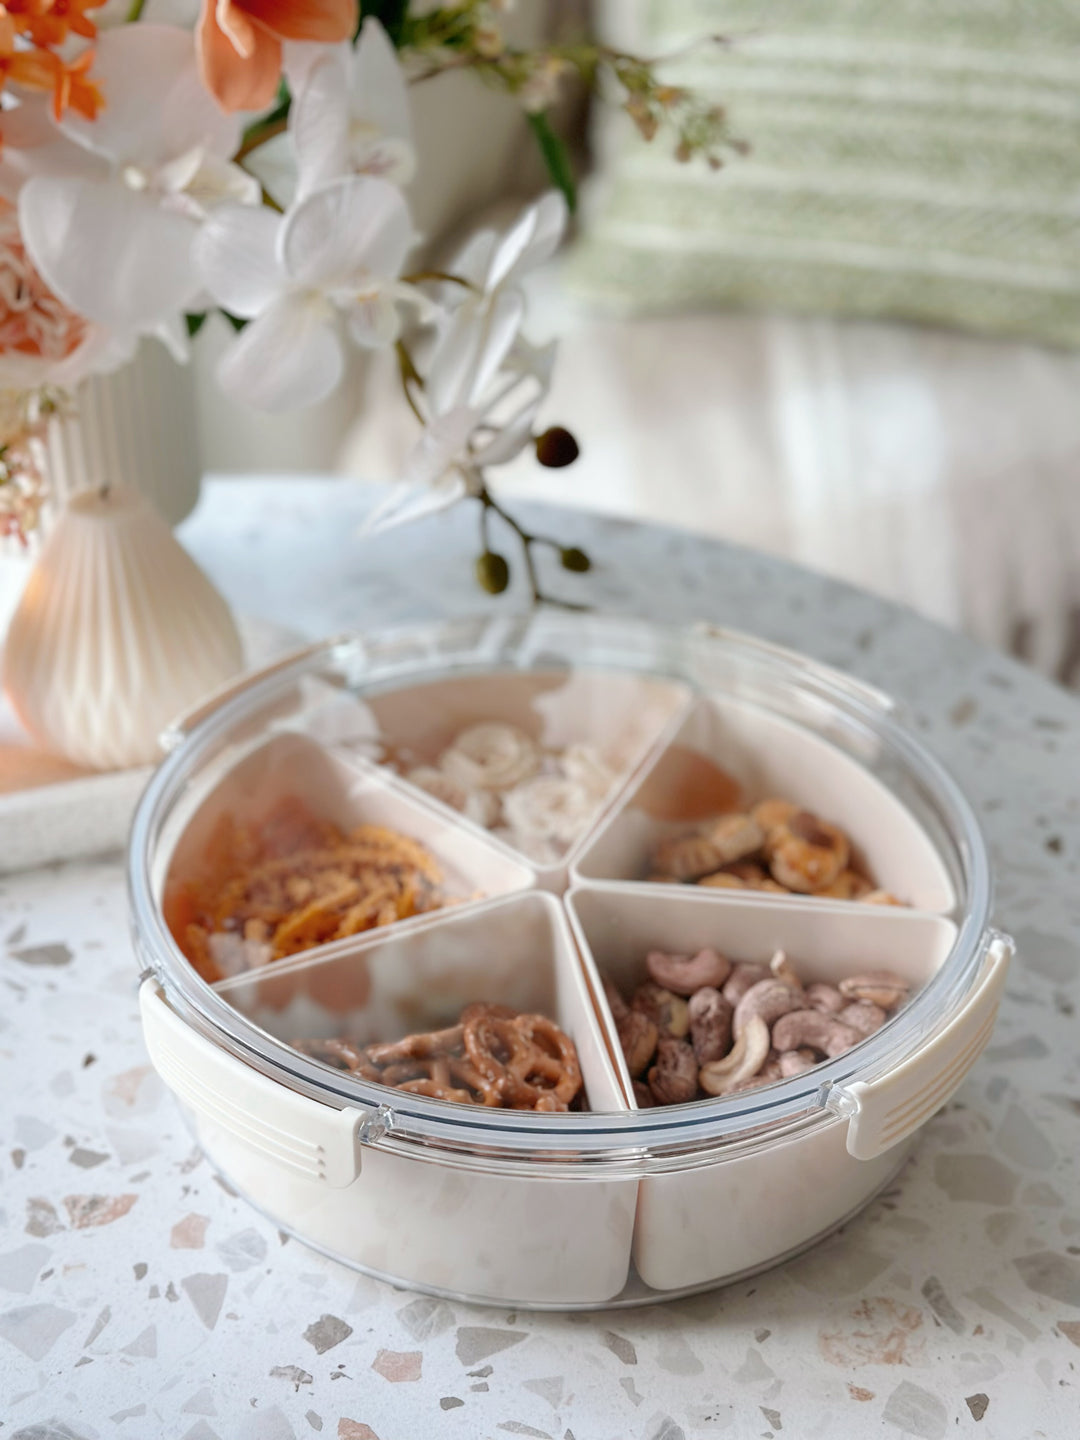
[0,388,63,546]
[389,1,744,206]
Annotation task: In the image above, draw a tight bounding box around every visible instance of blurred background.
[188,0,1080,688]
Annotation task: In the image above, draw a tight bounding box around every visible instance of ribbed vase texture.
[3,487,243,769]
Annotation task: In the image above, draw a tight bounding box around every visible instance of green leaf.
[526,111,577,213]
[185,313,207,339]
[359,0,410,46]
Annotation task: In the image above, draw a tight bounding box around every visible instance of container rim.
[127,612,994,1170]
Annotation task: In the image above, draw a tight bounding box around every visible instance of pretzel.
[294,1001,585,1112]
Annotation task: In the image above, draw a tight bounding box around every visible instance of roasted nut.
[778,1047,818,1077]
[720,861,767,884]
[646,946,732,996]
[648,1036,700,1105]
[632,1079,656,1108]
[602,975,629,1022]
[733,978,803,1038]
[699,813,765,865]
[698,871,748,890]
[652,834,723,882]
[616,1009,659,1077]
[838,970,910,1009]
[816,868,873,901]
[768,810,850,893]
[839,1000,887,1037]
[631,982,690,1038]
[688,986,734,1064]
[699,1014,771,1095]
[752,798,799,837]
[721,961,771,1006]
[769,948,803,991]
[771,1009,862,1057]
[804,982,845,1015]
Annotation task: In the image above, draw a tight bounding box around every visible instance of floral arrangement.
[0,0,735,599]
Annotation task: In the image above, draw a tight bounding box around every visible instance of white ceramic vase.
[44,339,201,527]
[2,486,243,770]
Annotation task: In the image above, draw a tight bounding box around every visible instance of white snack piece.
[561,742,618,799]
[504,775,597,845]
[405,766,503,828]
[440,723,541,791]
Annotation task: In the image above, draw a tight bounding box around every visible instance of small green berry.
[560,546,591,573]
[535,426,580,468]
[475,550,510,594]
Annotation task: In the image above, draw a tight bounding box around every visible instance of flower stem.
[478,484,588,610]
[234,116,289,165]
[125,0,146,19]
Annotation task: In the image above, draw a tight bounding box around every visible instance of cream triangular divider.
[214,889,629,1117]
[571,690,958,914]
[159,730,536,973]
[567,883,960,1294]
[209,890,636,1305]
[566,882,960,1112]
[281,666,695,885]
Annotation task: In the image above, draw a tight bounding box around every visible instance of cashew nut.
[804,982,845,1015]
[839,1000,887,1037]
[770,1009,862,1057]
[616,1009,659,1077]
[778,1047,818,1077]
[646,946,732,996]
[767,810,850,893]
[699,813,766,865]
[688,986,734,1064]
[769,948,804,991]
[651,834,723,882]
[698,1014,771,1095]
[721,961,771,1006]
[837,970,910,1009]
[631,982,690,1038]
[647,1036,700,1105]
[733,978,803,1038]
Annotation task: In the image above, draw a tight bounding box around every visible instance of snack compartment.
[149,893,637,1306]
[572,692,957,911]
[567,883,961,1291]
[159,730,534,982]
[356,667,692,876]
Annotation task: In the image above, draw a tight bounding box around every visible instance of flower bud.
[560,546,591,573]
[475,550,510,594]
[535,427,580,468]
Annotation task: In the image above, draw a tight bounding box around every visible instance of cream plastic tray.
[130,614,1011,1308]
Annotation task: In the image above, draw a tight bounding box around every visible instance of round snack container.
[129,614,1012,1309]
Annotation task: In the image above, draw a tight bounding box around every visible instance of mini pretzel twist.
[296,1002,584,1112]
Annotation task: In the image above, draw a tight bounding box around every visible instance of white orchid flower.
[194,173,420,411]
[292,18,416,200]
[364,294,557,535]
[17,26,257,355]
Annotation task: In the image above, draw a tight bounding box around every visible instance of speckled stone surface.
[1,478,1078,1440]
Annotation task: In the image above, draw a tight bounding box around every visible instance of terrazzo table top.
[2,478,1079,1440]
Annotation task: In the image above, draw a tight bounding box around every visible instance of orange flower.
[196,0,358,114]
[0,0,106,120]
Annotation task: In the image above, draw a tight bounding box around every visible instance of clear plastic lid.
[128,613,995,1176]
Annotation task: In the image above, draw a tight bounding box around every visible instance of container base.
[198,1133,915,1312]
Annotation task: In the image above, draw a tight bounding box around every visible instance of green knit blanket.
[568,1,1080,345]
